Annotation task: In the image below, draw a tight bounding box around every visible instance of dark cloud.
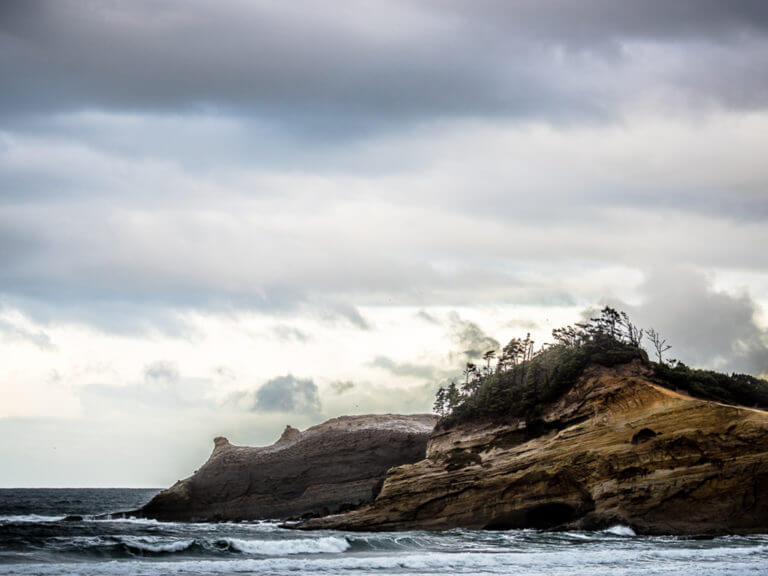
[448,312,500,362]
[444,1,768,44]
[254,375,321,413]
[624,267,768,376]
[1,1,767,129]
[370,356,441,381]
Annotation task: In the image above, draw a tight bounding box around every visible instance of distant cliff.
[135,413,437,522]
[297,360,768,535]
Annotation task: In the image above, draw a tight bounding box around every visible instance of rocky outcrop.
[136,414,437,521]
[297,361,768,535]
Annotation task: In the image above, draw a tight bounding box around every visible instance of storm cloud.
[1,1,768,127]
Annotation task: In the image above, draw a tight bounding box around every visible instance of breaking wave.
[220,536,350,555]
[602,525,637,536]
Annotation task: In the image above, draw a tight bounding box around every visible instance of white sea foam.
[119,537,195,553]
[221,536,349,555]
[559,531,592,540]
[602,525,636,537]
[5,547,768,576]
[0,514,66,523]
[88,515,172,525]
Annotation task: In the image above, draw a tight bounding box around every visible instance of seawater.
[1,489,766,575]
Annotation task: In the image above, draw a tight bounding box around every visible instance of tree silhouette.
[647,328,671,363]
[482,349,496,373]
[446,381,460,412]
[621,311,644,347]
[590,306,622,339]
[433,386,447,416]
[463,362,477,385]
[501,338,523,368]
[522,333,535,361]
[462,362,479,395]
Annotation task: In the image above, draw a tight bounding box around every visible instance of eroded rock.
[297,361,768,535]
[135,413,437,522]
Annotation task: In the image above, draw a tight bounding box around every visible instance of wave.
[118,537,196,554]
[38,534,350,558]
[220,536,350,555]
[87,515,178,526]
[0,514,66,523]
[602,525,636,536]
[8,546,768,576]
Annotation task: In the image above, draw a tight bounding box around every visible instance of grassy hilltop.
[435,307,768,428]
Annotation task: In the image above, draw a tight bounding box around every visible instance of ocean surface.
[0,489,766,575]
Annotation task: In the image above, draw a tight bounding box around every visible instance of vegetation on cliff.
[434,307,768,428]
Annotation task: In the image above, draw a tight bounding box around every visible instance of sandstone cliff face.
[297,361,768,535]
[138,414,437,521]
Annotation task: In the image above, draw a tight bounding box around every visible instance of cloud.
[448,312,500,362]
[272,324,310,343]
[212,365,237,382]
[625,267,768,376]
[369,356,441,381]
[329,380,356,394]
[253,374,322,413]
[415,309,439,324]
[2,109,767,337]
[2,0,768,131]
[308,301,371,330]
[143,361,180,384]
[0,316,53,350]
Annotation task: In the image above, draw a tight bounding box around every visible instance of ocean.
[0,488,766,575]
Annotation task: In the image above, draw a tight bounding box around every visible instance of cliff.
[136,413,437,521]
[296,360,768,534]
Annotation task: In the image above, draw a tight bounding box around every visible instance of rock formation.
[296,360,768,535]
[136,413,437,521]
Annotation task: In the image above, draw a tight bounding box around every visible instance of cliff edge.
[137,413,437,521]
[296,360,768,534]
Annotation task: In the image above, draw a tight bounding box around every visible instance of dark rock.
[631,428,658,444]
[133,413,437,522]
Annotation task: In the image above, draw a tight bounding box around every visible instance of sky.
[1,0,768,487]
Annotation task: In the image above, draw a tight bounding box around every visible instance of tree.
[522,333,535,361]
[552,325,580,347]
[462,362,480,395]
[463,362,477,385]
[433,386,447,416]
[592,306,622,339]
[501,338,523,368]
[647,328,671,363]
[482,349,496,373]
[621,311,644,347]
[446,381,460,412]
